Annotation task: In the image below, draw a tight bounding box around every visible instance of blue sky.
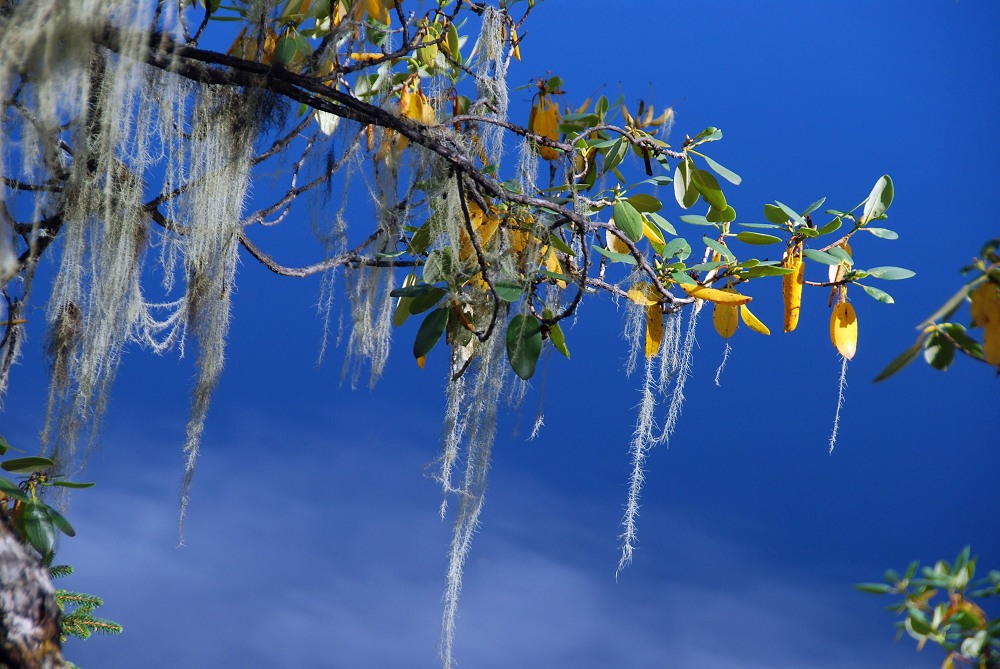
[2,1,999,667]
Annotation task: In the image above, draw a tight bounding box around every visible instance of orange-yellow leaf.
[627,282,659,307]
[645,304,662,358]
[830,302,858,359]
[713,302,738,338]
[680,283,752,305]
[740,304,770,335]
[783,254,805,333]
[529,94,560,161]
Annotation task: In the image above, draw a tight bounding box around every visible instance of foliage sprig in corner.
[858,547,1000,669]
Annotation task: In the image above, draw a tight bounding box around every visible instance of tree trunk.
[0,521,64,669]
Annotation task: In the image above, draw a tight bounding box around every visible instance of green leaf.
[827,246,853,265]
[549,323,570,359]
[690,169,727,210]
[44,504,76,537]
[493,281,524,302]
[706,205,736,223]
[637,175,673,187]
[661,237,691,261]
[702,236,734,262]
[815,217,842,236]
[613,200,645,242]
[906,612,934,636]
[740,265,794,278]
[413,308,450,358]
[423,248,456,285]
[20,501,55,557]
[679,215,712,226]
[857,283,894,304]
[872,340,923,383]
[802,197,827,216]
[687,261,724,273]
[923,331,955,370]
[44,481,96,489]
[538,269,572,283]
[408,287,447,315]
[673,159,699,209]
[954,545,972,572]
[0,477,29,502]
[603,137,628,175]
[546,234,574,256]
[854,583,894,594]
[592,245,637,265]
[393,274,418,327]
[588,137,619,149]
[274,36,299,66]
[390,283,437,298]
[735,231,782,245]
[627,193,662,213]
[670,270,697,285]
[506,314,543,380]
[941,323,983,359]
[774,201,806,227]
[0,435,9,455]
[691,126,722,143]
[866,227,899,240]
[861,175,893,224]
[407,221,432,255]
[646,212,676,236]
[802,249,841,265]
[763,204,790,226]
[2,457,54,474]
[738,222,784,230]
[865,266,915,280]
[447,21,461,60]
[699,154,742,185]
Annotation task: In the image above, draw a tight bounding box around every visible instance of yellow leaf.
[643,217,665,245]
[680,283,752,305]
[605,228,631,255]
[542,246,567,288]
[529,94,560,161]
[627,282,660,307]
[984,320,1000,367]
[713,302,738,338]
[830,302,858,359]
[458,202,501,261]
[645,304,662,358]
[783,252,805,333]
[358,0,390,25]
[740,304,770,335]
[970,281,1000,327]
[349,52,384,62]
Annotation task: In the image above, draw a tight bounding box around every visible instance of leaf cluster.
[857,547,1000,669]
[876,239,1000,381]
[0,435,93,558]
[0,435,120,663]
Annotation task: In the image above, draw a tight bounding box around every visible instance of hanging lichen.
[472,7,510,167]
[439,326,507,669]
[177,86,257,529]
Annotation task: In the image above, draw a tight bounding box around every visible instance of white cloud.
[55,435,928,669]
